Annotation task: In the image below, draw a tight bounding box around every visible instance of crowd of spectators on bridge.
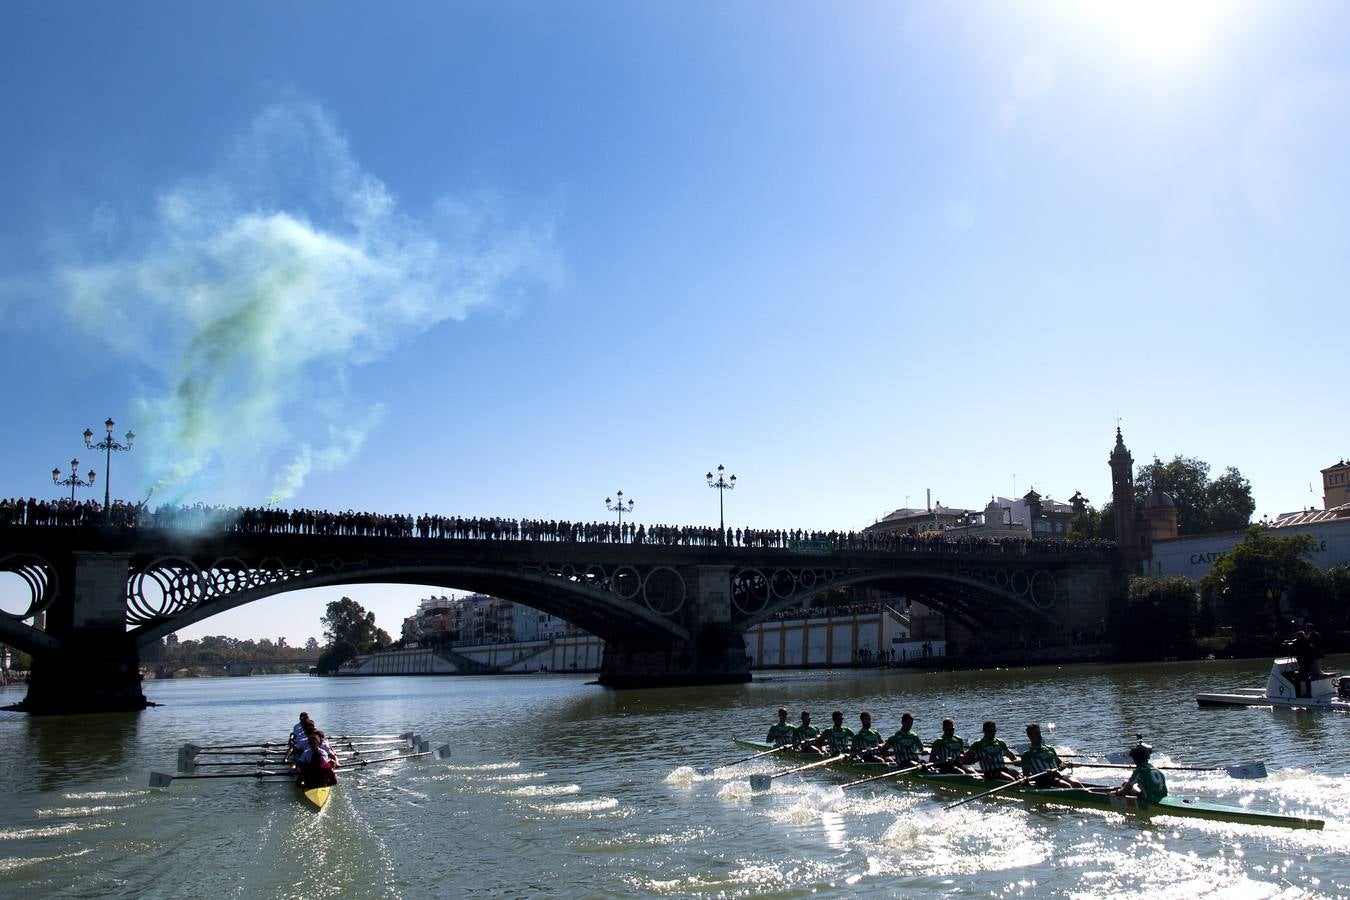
[0,497,1117,558]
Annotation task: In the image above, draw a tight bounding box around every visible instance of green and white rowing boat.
[731,740,1324,830]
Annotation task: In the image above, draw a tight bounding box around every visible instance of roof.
[1144,487,1176,510]
[1272,503,1350,527]
[1321,459,1350,474]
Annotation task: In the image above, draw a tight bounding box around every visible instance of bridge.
[151,654,319,677]
[0,518,1123,714]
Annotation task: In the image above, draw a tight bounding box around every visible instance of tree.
[320,596,391,652]
[316,640,357,675]
[1068,503,1116,540]
[1119,576,1201,659]
[1200,526,1318,650]
[1135,456,1254,535]
[304,637,320,653]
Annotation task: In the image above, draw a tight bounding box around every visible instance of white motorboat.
[1196,656,1350,711]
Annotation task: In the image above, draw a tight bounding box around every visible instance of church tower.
[1109,426,1137,558]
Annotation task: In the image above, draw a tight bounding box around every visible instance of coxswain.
[1111,741,1167,805]
[962,720,1020,782]
[851,711,887,761]
[767,707,797,747]
[795,711,824,755]
[299,729,340,788]
[819,710,855,757]
[1020,723,1080,788]
[884,712,926,767]
[929,718,972,774]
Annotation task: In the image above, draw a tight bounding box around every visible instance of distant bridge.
[0,521,1123,713]
[152,655,319,677]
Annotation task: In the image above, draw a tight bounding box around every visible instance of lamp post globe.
[605,490,635,535]
[83,416,134,518]
[51,457,95,503]
[706,464,737,545]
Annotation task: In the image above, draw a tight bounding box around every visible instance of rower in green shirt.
[851,710,886,761]
[766,707,797,746]
[928,717,973,774]
[819,710,855,756]
[794,711,823,754]
[1019,723,1081,788]
[1111,741,1168,806]
[962,719,1020,782]
[885,712,926,766]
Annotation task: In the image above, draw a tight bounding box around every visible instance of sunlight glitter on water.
[0,822,111,841]
[59,789,148,801]
[532,797,621,814]
[0,849,93,873]
[501,783,580,797]
[34,803,136,819]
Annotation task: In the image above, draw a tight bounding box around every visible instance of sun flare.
[1074,0,1235,61]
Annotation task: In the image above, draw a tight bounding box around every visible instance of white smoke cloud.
[51,98,561,505]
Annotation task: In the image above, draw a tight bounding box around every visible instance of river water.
[1,656,1348,898]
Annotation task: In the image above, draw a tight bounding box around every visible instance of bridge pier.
[15,552,148,715]
[21,628,147,714]
[597,564,750,688]
[597,623,751,688]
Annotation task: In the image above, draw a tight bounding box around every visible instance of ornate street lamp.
[605,490,635,533]
[706,464,737,545]
[52,457,96,502]
[84,417,134,515]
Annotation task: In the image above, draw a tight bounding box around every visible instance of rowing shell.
[731,740,1324,830]
[298,781,332,811]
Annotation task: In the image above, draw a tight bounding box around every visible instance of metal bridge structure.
[0,525,1123,714]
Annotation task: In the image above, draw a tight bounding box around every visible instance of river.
[1,656,1347,898]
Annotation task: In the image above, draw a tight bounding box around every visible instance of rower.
[884,712,925,767]
[818,710,855,757]
[962,720,1020,782]
[289,712,311,752]
[767,707,797,747]
[1111,741,1167,805]
[795,711,824,755]
[1020,723,1080,788]
[851,711,887,762]
[928,718,972,774]
[299,729,340,788]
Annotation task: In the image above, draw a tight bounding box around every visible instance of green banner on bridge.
[787,540,834,555]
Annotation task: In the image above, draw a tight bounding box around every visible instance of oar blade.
[149,771,175,788]
[434,744,452,760]
[177,747,196,773]
[749,774,773,791]
[417,741,430,753]
[695,766,716,777]
[1225,762,1267,779]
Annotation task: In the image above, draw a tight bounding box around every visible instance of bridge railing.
[0,498,1118,558]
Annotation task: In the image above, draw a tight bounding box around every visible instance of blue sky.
[2,2,1347,645]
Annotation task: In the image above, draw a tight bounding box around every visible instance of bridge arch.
[130,562,691,648]
[736,568,1057,632]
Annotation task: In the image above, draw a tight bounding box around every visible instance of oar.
[1069,760,1267,779]
[183,737,416,757]
[182,746,423,772]
[696,743,803,776]
[151,770,296,787]
[181,732,416,752]
[942,768,1058,811]
[840,762,928,789]
[153,744,450,788]
[749,754,847,791]
[342,743,449,767]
